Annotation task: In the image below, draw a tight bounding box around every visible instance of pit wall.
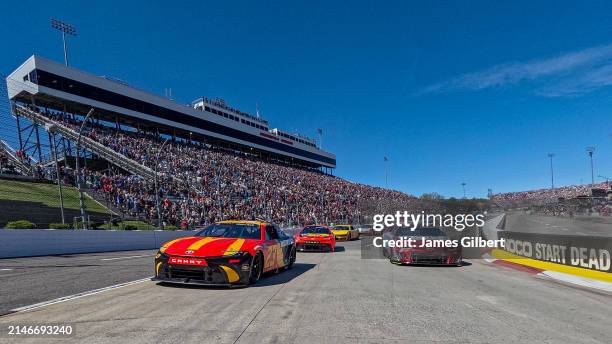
[0,229,196,258]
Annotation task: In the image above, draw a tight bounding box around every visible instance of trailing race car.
[382,227,462,266]
[331,224,360,241]
[294,225,336,252]
[153,220,296,286]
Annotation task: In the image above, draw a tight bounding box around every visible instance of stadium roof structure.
[6,55,336,168]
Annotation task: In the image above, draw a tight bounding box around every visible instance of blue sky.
[1,0,612,198]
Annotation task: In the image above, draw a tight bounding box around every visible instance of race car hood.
[160,236,257,257]
[332,230,350,235]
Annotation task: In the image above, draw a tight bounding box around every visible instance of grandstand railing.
[13,104,157,181]
[0,139,31,175]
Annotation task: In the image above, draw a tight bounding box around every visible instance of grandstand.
[491,182,612,216]
[2,55,416,228]
[492,182,611,203]
[8,55,336,169]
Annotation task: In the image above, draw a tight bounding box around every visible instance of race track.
[505,212,612,237]
[0,240,610,343]
[0,250,157,315]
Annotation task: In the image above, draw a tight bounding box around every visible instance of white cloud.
[536,63,612,97]
[419,43,612,96]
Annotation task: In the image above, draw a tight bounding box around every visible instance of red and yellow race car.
[153,220,296,286]
[294,225,336,252]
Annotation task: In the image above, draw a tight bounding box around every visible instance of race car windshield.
[396,227,446,237]
[196,223,261,239]
[333,226,350,230]
[301,226,330,234]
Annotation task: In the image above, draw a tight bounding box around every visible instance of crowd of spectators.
[492,182,611,217]
[42,112,417,228]
[492,182,610,203]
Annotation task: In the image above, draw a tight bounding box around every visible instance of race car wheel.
[456,257,463,267]
[249,252,263,284]
[287,246,296,269]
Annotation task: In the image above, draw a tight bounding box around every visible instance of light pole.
[384,156,388,188]
[51,18,76,67]
[155,138,170,229]
[547,153,555,189]
[586,147,595,185]
[75,108,94,229]
[317,128,323,149]
[461,182,467,199]
[50,132,65,224]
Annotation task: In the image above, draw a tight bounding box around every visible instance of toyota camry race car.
[382,227,462,266]
[294,225,336,252]
[331,224,360,241]
[153,220,296,286]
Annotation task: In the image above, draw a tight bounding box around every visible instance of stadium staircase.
[13,104,157,181]
[0,139,31,175]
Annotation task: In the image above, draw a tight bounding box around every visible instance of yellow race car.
[331,224,360,241]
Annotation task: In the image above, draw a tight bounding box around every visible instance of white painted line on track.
[9,277,151,314]
[0,269,13,271]
[100,255,150,261]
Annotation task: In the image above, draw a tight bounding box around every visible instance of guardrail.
[0,229,196,258]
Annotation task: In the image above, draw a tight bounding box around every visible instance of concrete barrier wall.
[482,213,506,241]
[0,229,196,258]
[497,231,612,273]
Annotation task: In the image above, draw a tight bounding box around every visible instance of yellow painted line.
[187,237,219,251]
[223,239,245,256]
[220,265,240,283]
[491,249,612,282]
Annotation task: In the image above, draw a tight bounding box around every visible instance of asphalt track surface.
[0,250,157,315]
[505,212,612,237]
[0,241,610,343]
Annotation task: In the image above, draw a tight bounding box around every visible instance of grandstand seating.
[492,182,610,203]
[0,139,31,175]
[14,105,157,181]
[20,106,417,227]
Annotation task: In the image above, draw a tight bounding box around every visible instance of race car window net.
[265,225,280,240]
[196,224,261,239]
